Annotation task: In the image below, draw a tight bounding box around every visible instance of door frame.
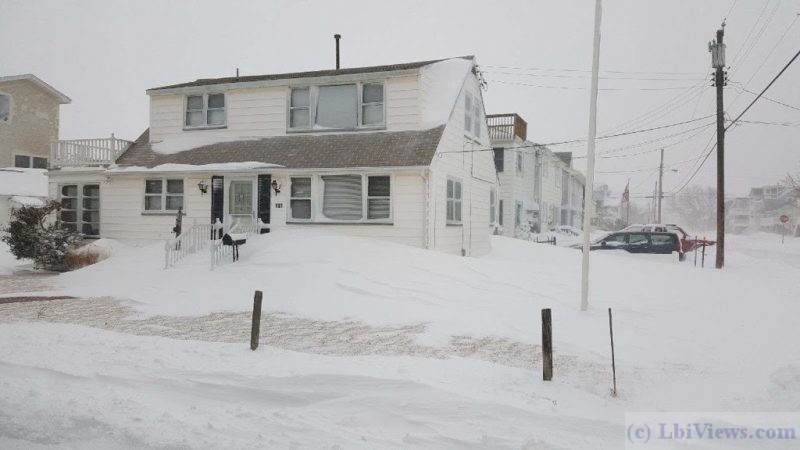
[224,176,257,223]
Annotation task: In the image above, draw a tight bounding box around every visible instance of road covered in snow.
[0,229,799,448]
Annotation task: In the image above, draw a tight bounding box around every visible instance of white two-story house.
[47,56,496,256]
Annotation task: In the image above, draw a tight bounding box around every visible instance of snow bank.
[419,58,473,129]
[9,196,44,207]
[0,168,48,197]
[0,242,25,275]
[150,134,264,155]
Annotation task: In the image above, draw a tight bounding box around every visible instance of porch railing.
[487,113,528,142]
[51,134,133,167]
[164,221,214,269]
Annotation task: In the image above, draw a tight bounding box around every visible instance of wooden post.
[608,307,617,397]
[250,290,263,351]
[701,240,707,268]
[542,308,553,381]
[694,235,698,267]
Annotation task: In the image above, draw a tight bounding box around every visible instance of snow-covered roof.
[0,74,71,104]
[0,168,49,197]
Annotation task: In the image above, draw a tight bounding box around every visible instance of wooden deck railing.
[487,113,528,142]
[50,134,132,167]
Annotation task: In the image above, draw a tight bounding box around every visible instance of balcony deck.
[50,134,133,168]
[487,113,527,142]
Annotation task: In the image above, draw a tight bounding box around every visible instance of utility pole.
[710,25,726,269]
[580,0,603,312]
[657,148,664,223]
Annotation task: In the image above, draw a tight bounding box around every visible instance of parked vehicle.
[573,231,685,259]
[621,223,714,252]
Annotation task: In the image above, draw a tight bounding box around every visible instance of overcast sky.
[2,0,798,198]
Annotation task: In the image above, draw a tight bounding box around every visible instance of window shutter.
[211,176,224,238]
[257,175,271,233]
[322,175,363,220]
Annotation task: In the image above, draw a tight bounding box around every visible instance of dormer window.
[0,94,10,122]
[185,93,226,129]
[288,83,384,131]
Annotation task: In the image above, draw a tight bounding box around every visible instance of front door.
[228,180,255,231]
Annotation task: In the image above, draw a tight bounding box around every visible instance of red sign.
[780,214,790,224]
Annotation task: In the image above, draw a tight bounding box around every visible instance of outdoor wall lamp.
[271,179,281,195]
[197,180,209,195]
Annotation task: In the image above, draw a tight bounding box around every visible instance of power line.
[724,0,739,23]
[483,70,708,82]
[732,85,800,112]
[486,79,700,91]
[478,64,706,76]
[727,45,800,130]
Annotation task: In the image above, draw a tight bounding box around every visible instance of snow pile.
[0,168,48,197]
[419,58,473,129]
[9,196,44,207]
[0,242,26,275]
[151,135,261,154]
[109,161,283,173]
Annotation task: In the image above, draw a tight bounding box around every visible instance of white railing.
[164,220,214,269]
[209,217,269,271]
[51,134,133,167]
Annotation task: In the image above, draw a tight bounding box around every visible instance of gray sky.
[2,0,798,198]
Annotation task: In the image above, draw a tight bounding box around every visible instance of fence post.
[542,308,553,381]
[608,307,617,396]
[701,239,706,268]
[250,290,263,351]
[694,235,698,267]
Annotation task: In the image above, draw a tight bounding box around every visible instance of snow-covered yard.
[0,229,799,448]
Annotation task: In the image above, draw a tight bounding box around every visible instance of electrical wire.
[478,64,706,76]
[485,79,700,91]
[482,70,708,82]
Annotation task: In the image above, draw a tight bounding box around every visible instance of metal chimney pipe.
[334,34,341,69]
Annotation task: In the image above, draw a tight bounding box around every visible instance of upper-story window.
[516,151,524,177]
[464,91,482,138]
[288,83,384,131]
[185,93,226,128]
[0,94,10,122]
[15,155,48,169]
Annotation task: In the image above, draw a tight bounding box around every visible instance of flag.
[622,180,630,203]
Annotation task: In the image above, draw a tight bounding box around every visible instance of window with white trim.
[14,155,47,168]
[447,178,462,224]
[60,184,100,237]
[322,175,363,220]
[489,188,496,224]
[464,92,473,134]
[472,95,482,137]
[144,179,184,211]
[288,83,385,131]
[367,176,390,219]
[290,177,312,220]
[515,201,523,227]
[516,151,524,177]
[0,94,10,122]
[185,93,226,128]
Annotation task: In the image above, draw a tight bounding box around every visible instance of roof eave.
[0,74,71,104]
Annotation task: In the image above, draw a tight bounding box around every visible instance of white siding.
[429,72,495,256]
[149,75,420,144]
[494,141,537,236]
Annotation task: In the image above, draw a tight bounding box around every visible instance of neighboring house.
[488,113,585,236]
[728,184,800,234]
[0,168,49,228]
[0,74,71,169]
[47,56,496,256]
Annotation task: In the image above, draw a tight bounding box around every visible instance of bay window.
[185,93,226,128]
[288,83,385,131]
[144,179,184,212]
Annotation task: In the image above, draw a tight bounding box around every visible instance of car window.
[628,234,648,246]
[603,234,627,246]
[651,234,675,247]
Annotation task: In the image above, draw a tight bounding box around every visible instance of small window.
[367,176,390,220]
[493,148,504,172]
[447,178,462,224]
[464,92,473,134]
[516,151,524,177]
[0,94,9,122]
[290,88,310,128]
[32,157,48,169]
[290,177,312,220]
[144,179,184,211]
[489,188,496,224]
[14,155,30,168]
[515,201,522,227]
[473,96,482,137]
[322,175,363,220]
[498,200,504,226]
[361,84,384,126]
[185,94,226,128]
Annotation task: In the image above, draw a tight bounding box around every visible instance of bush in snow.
[2,200,82,271]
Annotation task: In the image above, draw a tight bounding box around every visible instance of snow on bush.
[2,200,81,271]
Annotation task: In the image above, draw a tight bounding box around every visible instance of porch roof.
[114,127,445,169]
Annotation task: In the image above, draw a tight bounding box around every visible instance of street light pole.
[580,0,603,312]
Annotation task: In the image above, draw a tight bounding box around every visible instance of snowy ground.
[0,229,799,448]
